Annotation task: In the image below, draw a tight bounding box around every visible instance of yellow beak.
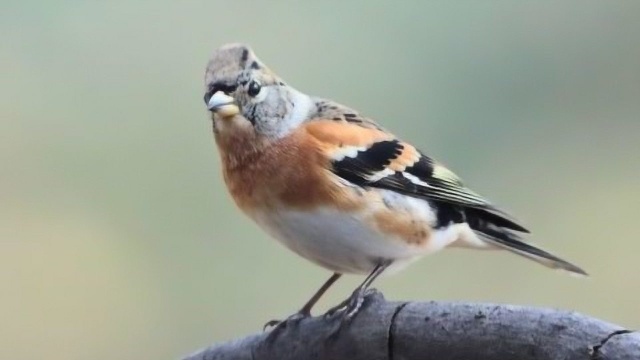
[207,91,239,118]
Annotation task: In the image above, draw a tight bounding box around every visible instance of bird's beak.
[207,91,239,118]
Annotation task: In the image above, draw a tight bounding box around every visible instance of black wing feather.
[331,144,529,233]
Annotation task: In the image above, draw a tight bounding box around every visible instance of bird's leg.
[264,272,342,331]
[324,261,390,319]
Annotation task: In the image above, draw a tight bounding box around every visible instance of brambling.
[203,43,586,326]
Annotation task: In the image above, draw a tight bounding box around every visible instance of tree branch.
[183,291,639,360]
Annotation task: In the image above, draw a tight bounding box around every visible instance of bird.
[202,43,587,327]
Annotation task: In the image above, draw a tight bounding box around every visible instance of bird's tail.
[477,226,588,276]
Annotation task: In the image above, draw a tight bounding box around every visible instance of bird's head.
[204,43,314,140]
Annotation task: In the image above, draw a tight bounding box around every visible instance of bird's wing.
[303,117,528,233]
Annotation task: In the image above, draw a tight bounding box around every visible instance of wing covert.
[302,102,528,233]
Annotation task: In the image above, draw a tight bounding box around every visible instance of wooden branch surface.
[184,292,639,360]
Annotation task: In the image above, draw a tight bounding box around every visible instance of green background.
[1,1,639,359]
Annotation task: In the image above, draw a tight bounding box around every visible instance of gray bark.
[183,291,639,360]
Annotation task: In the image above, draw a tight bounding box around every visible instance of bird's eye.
[247,80,262,97]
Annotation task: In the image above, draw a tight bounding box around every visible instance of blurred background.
[1,1,639,359]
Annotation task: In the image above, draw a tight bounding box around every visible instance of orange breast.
[218,124,364,214]
[215,119,434,248]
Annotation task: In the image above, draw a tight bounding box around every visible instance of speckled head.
[204,43,314,139]
[204,43,270,92]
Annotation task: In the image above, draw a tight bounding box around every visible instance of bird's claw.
[323,288,377,320]
[263,311,308,332]
[323,299,349,319]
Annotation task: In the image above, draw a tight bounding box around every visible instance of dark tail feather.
[478,227,588,276]
[466,207,530,233]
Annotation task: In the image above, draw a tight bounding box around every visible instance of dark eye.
[247,80,262,97]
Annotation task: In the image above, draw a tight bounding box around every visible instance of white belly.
[250,192,468,275]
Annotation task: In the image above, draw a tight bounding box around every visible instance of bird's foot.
[323,288,378,340]
[323,298,349,319]
[324,288,377,320]
[263,310,309,333]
